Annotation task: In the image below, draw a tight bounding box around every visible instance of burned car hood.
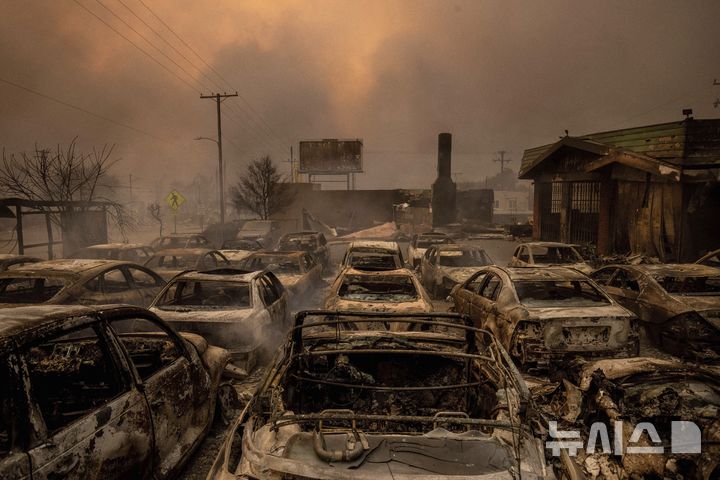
[149,306,256,324]
[275,273,304,288]
[328,298,432,313]
[441,266,480,283]
[524,304,633,320]
[671,295,720,323]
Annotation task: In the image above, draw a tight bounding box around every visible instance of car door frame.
[104,309,213,479]
[23,317,154,479]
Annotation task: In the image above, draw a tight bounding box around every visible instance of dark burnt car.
[0,254,40,272]
[207,310,559,479]
[276,231,329,269]
[450,266,638,371]
[0,304,229,479]
[0,259,165,307]
[536,356,720,479]
[591,263,720,361]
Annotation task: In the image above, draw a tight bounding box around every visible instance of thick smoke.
[0,0,718,197]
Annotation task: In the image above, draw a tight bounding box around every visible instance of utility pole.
[494,150,511,173]
[285,146,296,182]
[200,92,238,230]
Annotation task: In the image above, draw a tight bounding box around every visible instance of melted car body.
[450,266,638,371]
[144,248,230,280]
[149,268,289,369]
[591,263,720,361]
[206,310,558,480]
[0,304,228,480]
[509,242,593,274]
[420,243,494,298]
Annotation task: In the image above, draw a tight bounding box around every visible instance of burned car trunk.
[207,310,562,479]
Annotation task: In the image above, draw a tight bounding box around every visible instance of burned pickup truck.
[535,356,720,479]
[207,310,561,479]
[0,304,229,479]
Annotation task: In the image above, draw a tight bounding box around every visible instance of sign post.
[165,190,186,234]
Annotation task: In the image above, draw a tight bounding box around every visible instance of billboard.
[298,139,363,174]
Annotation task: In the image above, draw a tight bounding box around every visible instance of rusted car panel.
[591,263,720,361]
[144,248,230,280]
[325,267,433,318]
[340,240,406,271]
[276,231,330,269]
[0,304,229,480]
[237,251,321,302]
[536,357,720,479]
[0,254,40,272]
[451,266,638,371]
[419,243,494,298]
[149,268,289,370]
[509,242,593,274]
[207,310,559,479]
[70,242,155,263]
[0,259,165,307]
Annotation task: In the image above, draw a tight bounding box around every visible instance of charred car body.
[0,304,228,479]
[0,259,165,307]
[419,243,494,298]
[407,231,454,268]
[69,243,154,263]
[509,242,593,275]
[276,231,330,269]
[238,251,321,302]
[144,248,230,280]
[591,263,720,361]
[0,255,40,272]
[450,266,639,371]
[149,268,289,370]
[340,240,406,271]
[325,267,433,319]
[150,233,210,250]
[207,310,558,479]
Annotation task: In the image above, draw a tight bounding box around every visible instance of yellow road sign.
[165,190,186,211]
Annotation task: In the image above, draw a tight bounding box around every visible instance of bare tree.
[230,156,294,220]
[147,202,163,236]
[0,138,135,236]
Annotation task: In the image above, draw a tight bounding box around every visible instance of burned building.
[520,118,720,261]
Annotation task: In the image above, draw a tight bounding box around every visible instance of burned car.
[276,231,330,269]
[219,239,264,265]
[235,219,282,248]
[149,268,289,371]
[150,233,210,250]
[325,267,433,318]
[420,243,494,298]
[70,242,154,263]
[0,259,165,307]
[238,251,321,300]
[450,266,638,371]
[144,248,230,280]
[407,231,453,268]
[591,263,720,361]
[0,304,229,479]
[0,254,40,272]
[207,310,558,479]
[340,240,406,271]
[535,356,720,479]
[509,242,593,274]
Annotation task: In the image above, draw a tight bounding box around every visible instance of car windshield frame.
[0,275,68,303]
[654,275,720,296]
[438,249,491,267]
[513,279,611,307]
[338,274,420,302]
[155,279,252,309]
[530,246,583,264]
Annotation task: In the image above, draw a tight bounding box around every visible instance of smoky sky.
[0,0,718,198]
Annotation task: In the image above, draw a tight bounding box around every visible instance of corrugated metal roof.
[520,119,720,178]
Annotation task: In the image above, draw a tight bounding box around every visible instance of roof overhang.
[519,137,609,179]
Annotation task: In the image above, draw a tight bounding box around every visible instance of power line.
[71,0,198,93]
[136,0,289,146]
[0,75,167,141]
